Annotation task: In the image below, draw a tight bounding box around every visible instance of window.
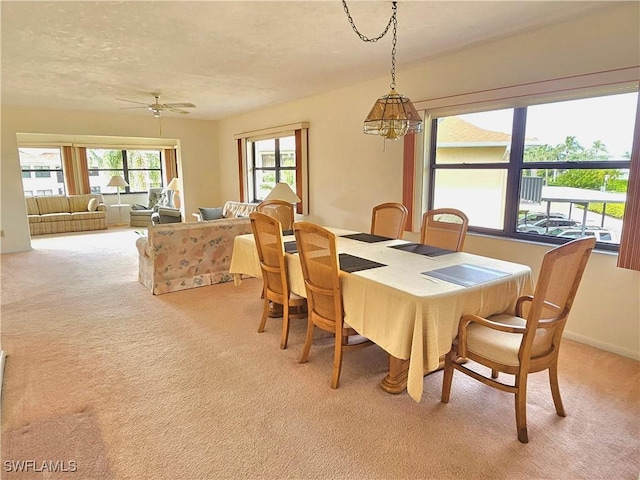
[235,122,309,214]
[87,149,162,193]
[19,147,65,196]
[428,92,637,248]
[250,136,297,202]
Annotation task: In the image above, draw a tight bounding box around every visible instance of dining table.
[229,227,533,402]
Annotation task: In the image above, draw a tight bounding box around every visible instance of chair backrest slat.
[294,222,342,330]
[257,200,295,231]
[250,212,287,296]
[371,202,408,239]
[521,236,596,360]
[420,208,469,251]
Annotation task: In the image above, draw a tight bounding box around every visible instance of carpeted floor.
[1,227,638,479]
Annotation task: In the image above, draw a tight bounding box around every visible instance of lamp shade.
[363,89,423,140]
[264,182,301,203]
[165,178,180,191]
[107,175,128,188]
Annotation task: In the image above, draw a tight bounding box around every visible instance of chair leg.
[258,297,269,333]
[549,362,566,417]
[331,334,344,389]
[441,350,455,403]
[491,369,499,379]
[298,317,314,364]
[280,299,290,350]
[515,374,529,443]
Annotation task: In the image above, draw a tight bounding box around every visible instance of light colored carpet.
[1,228,638,479]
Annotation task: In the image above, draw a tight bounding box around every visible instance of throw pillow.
[87,198,98,212]
[198,207,223,221]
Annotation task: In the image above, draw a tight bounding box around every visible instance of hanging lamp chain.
[342,1,398,89]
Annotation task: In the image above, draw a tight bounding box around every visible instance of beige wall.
[1,106,219,253]
[216,3,640,358]
[1,3,638,357]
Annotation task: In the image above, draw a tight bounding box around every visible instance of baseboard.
[563,331,640,361]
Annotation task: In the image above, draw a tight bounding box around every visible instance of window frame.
[250,135,298,203]
[235,122,309,214]
[426,95,636,251]
[86,148,163,194]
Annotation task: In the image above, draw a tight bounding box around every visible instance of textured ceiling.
[1,1,611,120]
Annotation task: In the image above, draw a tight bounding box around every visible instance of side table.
[110,203,130,226]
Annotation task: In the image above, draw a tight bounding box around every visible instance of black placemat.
[284,241,298,253]
[340,232,393,243]
[282,229,294,236]
[389,243,454,257]
[422,263,511,287]
[339,253,386,273]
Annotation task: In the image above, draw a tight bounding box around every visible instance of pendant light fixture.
[342,1,423,140]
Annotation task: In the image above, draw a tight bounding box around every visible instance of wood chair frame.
[256,199,295,232]
[441,236,596,443]
[250,212,306,349]
[420,208,469,251]
[370,202,408,239]
[293,221,373,388]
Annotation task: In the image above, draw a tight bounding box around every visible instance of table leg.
[380,354,446,395]
[380,355,410,394]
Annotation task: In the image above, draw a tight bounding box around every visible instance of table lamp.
[264,182,301,204]
[107,174,128,205]
[165,177,181,209]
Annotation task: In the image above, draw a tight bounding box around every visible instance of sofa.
[135,201,259,295]
[25,194,108,236]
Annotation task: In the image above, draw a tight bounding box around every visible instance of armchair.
[151,206,182,224]
[130,188,166,227]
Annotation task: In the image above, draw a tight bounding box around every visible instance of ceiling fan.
[116,93,196,118]
[117,93,196,134]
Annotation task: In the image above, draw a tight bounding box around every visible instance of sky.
[461,92,637,158]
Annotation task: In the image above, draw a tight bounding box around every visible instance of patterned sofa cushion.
[36,195,70,214]
[222,201,259,219]
[25,197,40,215]
[40,213,73,222]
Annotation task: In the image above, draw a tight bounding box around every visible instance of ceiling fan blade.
[116,98,149,105]
[119,106,148,110]
[163,102,196,108]
[167,108,191,114]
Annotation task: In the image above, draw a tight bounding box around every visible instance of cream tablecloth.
[229,228,533,402]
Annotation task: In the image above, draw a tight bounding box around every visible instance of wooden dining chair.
[441,236,596,443]
[293,221,373,388]
[256,199,295,232]
[420,208,469,251]
[250,212,306,349]
[371,202,408,239]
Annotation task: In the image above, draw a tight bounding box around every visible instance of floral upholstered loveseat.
[26,194,107,236]
[135,201,258,295]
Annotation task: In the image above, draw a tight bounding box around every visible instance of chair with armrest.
[256,199,295,232]
[371,202,408,239]
[420,208,469,251]
[151,206,182,224]
[129,188,165,227]
[441,236,596,443]
[250,212,306,349]
[293,221,373,389]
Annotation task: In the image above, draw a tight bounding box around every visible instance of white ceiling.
[1,1,612,121]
